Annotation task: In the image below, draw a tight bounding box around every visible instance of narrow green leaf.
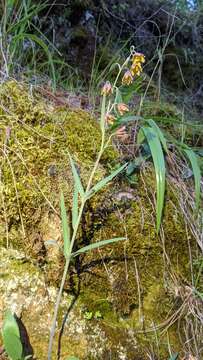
[72,237,126,257]
[68,153,85,198]
[100,94,106,133]
[2,310,20,337]
[168,353,179,360]
[66,357,80,360]
[7,0,16,7]
[111,115,142,131]
[3,332,23,360]
[72,184,79,229]
[146,119,168,153]
[139,127,166,232]
[11,33,56,88]
[87,163,127,197]
[2,310,23,360]
[119,115,142,124]
[60,191,70,258]
[193,288,203,300]
[6,0,15,17]
[137,128,145,144]
[184,148,201,210]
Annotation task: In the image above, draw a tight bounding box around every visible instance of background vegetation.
[0,1,202,359]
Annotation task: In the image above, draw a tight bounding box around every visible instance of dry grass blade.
[183,148,201,211]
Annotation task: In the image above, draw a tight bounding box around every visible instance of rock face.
[0,82,201,359]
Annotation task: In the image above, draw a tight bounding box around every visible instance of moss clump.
[0,81,199,359]
[0,81,116,251]
[77,168,196,358]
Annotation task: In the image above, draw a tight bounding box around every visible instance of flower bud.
[101,81,113,96]
[117,103,129,116]
[105,114,116,125]
[130,52,145,77]
[122,70,133,86]
[132,52,145,64]
[116,125,128,140]
[130,62,142,77]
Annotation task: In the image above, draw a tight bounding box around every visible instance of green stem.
[112,56,130,90]
[47,200,85,360]
[86,130,105,193]
[48,125,106,359]
[47,260,69,360]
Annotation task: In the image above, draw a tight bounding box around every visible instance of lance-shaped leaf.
[111,115,142,131]
[72,237,126,257]
[119,115,142,124]
[87,163,127,197]
[183,148,201,210]
[60,191,70,258]
[68,153,84,198]
[138,126,166,232]
[2,310,23,360]
[146,119,168,153]
[72,184,79,230]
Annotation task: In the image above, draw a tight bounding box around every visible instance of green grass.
[0,0,59,88]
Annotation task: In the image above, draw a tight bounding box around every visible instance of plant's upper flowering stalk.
[117,103,129,116]
[122,70,133,86]
[101,81,113,96]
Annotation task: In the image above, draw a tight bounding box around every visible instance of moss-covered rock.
[0,81,201,359]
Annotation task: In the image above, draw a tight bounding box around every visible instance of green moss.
[0,81,116,250]
[0,81,199,359]
[76,168,195,358]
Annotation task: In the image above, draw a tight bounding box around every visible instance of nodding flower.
[132,52,145,64]
[101,81,113,96]
[122,70,133,86]
[116,125,128,140]
[130,62,142,77]
[105,114,116,125]
[117,103,129,115]
[130,52,145,76]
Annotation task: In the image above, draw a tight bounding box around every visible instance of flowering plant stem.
[47,101,107,360]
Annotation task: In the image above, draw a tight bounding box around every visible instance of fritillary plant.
[2,46,201,360]
[47,47,148,359]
